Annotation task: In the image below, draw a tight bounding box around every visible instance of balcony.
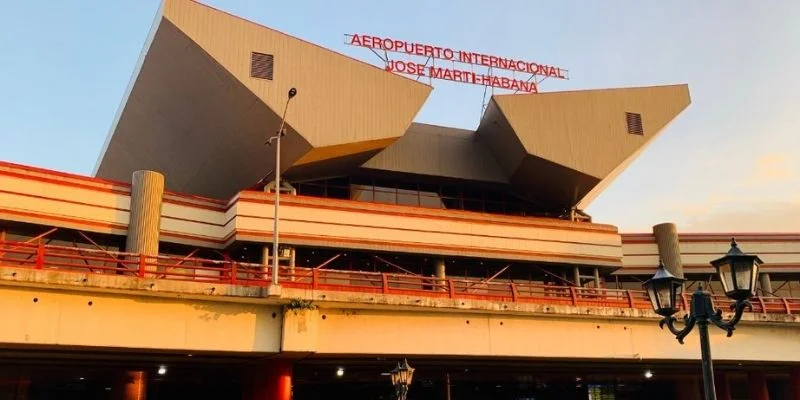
[1,240,799,316]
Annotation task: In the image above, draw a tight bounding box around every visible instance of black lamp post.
[389,359,414,400]
[643,238,762,400]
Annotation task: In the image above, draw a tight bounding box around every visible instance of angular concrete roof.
[476,85,691,209]
[94,0,690,211]
[95,0,431,198]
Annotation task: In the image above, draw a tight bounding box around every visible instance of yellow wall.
[0,286,281,353]
[288,307,800,363]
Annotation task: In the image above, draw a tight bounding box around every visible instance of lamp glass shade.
[717,262,734,294]
[643,261,685,317]
[711,239,763,301]
[390,360,415,386]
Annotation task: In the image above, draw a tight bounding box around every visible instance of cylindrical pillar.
[125,171,165,257]
[653,223,684,278]
[248,360,292,400]
[113,371,146,400]
[435,259,446,291]
[748,371,770,400]
[573,266,581,287]
[789,368,800,400]
[593,267,601,288]
[262,245,270,278]
[13,372,29,400]
[715,372,732,400]
[444,372,451,400]
[760,273,774,297]
[675,376,701,400]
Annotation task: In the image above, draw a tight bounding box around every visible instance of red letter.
[423,45,434,57]
[443,48,454,60]
[458,51,471,64]
[429,66,445,79]
[371,36,382,49]
[350,34,362,46]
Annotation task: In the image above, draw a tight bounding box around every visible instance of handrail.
[0,240,798,315]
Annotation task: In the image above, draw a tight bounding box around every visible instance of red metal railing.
[1,240,799,315]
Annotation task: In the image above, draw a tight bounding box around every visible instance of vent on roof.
[250,52,274,80]
[626,112,643,135]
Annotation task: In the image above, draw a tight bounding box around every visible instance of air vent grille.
[626,112,643,135]
[250,52,274,80]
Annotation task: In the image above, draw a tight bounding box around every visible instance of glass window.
[350,185,374,202]
[373,186,397,204]
[296,183,325,197]
[326,183,350,199]
[419,191,444,209]
[397,188,419,206]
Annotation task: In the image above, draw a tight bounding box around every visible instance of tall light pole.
[644,239,762,400]
[266,87,297,286]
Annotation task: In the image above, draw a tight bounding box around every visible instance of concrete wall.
[0,267,799,363]
[284,305,800,363]
[0,284,280,353]
[0,161,623,267]
[619,233,800,274]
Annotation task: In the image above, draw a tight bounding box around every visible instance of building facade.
[1,1,799,399]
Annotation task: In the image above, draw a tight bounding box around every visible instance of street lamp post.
[389,359,415,400]
[266,87,297,287]
[644,238,763,400]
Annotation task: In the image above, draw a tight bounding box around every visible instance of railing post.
[382,273,389,294]
[510,283,518,302]
[35,241,45,270]
[681,292,689,311]
[230,262,238,285]
[312,269,319,290]
[138,254,146,278]
[570,286,578,306]
[783,298,792,314]
[757,296,767,313]
[448,279,456,299]
[626,290,635,308]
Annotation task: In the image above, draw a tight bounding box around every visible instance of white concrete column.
[125,171,164,256]
[760,273,774,297]
[435,259,446,291]
[653,223,684,278]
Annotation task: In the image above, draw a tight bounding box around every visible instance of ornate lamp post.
[389,359,415,400]
[644,238,762,400]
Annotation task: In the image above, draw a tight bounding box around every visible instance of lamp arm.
[659,314,696,344]
[709,299,752,337]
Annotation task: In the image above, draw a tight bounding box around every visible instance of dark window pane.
[351,185,374,201]
[373,186,397,204]
[463,199,483,212]
[420,193,444,209]
[297,183,325,197]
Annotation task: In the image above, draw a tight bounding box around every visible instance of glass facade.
[294,176,563,218]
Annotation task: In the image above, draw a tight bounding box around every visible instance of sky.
[0,1,798,233]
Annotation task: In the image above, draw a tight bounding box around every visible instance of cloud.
[744,153,794,186]
[682,200,800,232]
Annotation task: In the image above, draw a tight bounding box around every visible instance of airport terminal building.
[1,0,800,399]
